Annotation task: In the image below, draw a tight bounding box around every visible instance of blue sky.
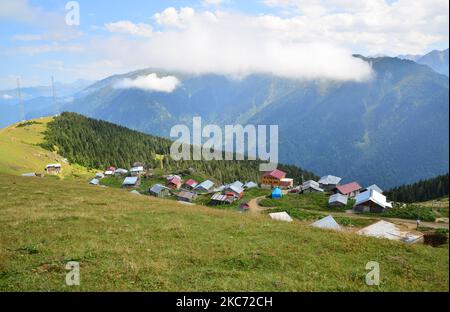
[0,0,448,89]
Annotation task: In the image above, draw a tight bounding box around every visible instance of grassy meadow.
[0,174,448,291]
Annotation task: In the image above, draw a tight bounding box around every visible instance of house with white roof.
[301,180,324,193]
[195,180,215,193]
[122,176,140,188]
[328,193,348,207]
[353,189,393,213]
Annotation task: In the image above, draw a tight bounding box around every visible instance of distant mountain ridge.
[58,55,449,189]
[398,49,449,76]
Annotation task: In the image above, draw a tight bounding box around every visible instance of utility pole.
[51,76,59,115]
[17,78,25,121]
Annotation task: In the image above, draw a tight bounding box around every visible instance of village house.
[130,166,145,177]
[176,191,197,202]
[167,176,183,190]
[353,189,393,213]
[280,178,294,189]
[132,162,145,168]
[45,164,61,175]
[318,175,342,191]
[362,184,384,194]
[224,181,245,198]
[95,172,105,179]
[260,169,287,188]
[210,193,235,205]
[114,168,128,176]
[104,166,116,176]
[122,177,140,188]
[335,182,362,198]
[149,184,171,198]
[328,193,348,207]
[301,180,324,193]
[195,180,215,193]
[243,181,258,189]
[183,179,198,190]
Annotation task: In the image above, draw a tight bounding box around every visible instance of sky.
[0,0,448,89]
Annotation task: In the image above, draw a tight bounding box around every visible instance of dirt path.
[247,196,270,214]
[246,195,449,230]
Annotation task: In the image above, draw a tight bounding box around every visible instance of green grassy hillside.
[0,174,448,291]
[0,117,94,178]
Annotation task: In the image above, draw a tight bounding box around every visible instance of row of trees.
[41,112,317,184]
[386,173,449,203]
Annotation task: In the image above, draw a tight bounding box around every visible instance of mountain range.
[0,51,448,188]
[398,48,449,76]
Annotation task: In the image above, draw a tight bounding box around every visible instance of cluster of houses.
[288,174,393,214]
[89,161,393,215]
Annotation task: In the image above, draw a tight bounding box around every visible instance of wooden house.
[260,169,287,188]
[45,164,61,175]
[176,191,197,202]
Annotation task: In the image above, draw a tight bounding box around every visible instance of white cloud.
[2,94,13,100]
[202,0,226,6]
[100,8,373,81]
[114,73,181,93]
[105,21,153,38]
[262,0,449,55]
[154,7,196,28]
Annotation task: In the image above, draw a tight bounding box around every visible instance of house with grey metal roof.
[176,191,197,202]
[195,180,215,193]
[318,175,342,190]
[328,193,348,207]
[244,181,258,189]
[301,180,324,193]
[149,184,171,198]
[122,176,140,188]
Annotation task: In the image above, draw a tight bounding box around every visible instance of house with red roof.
[260,169,287,188]
[167,176,182,190]
[183,179,198,190]
[335,182,362,198]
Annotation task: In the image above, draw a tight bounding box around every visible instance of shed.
[130,166,144,176]
[311,215,342,231]
[89,178,100,186]
[167,176,182,190]
[269,212,293,222]
[95,172,105,179]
